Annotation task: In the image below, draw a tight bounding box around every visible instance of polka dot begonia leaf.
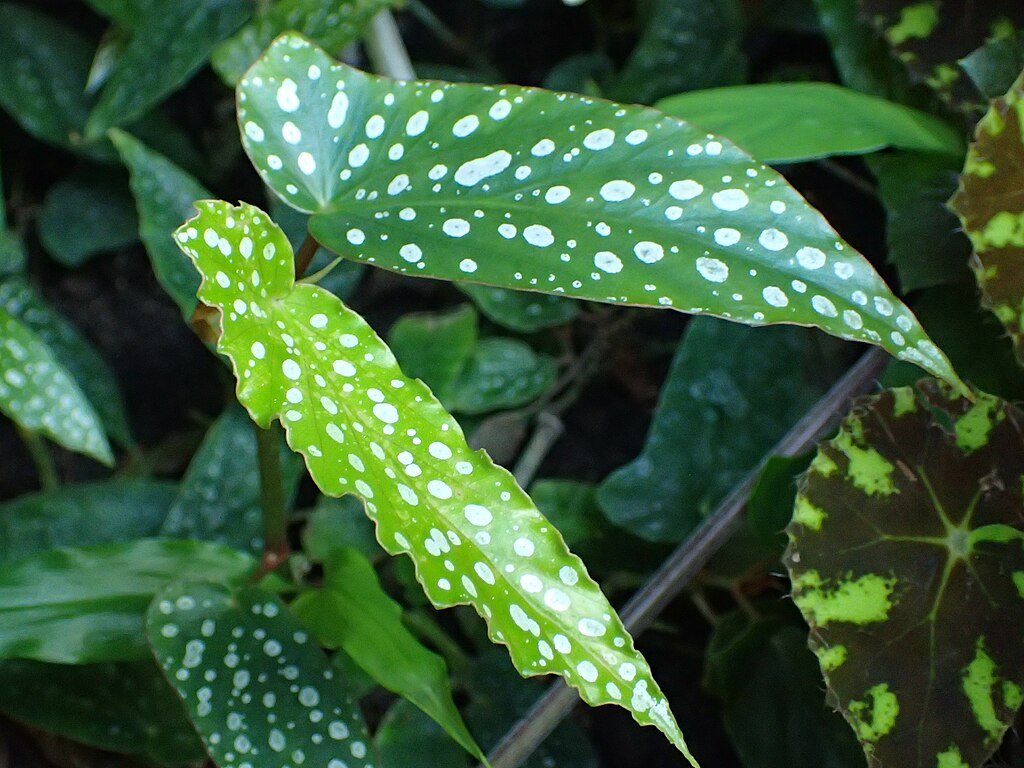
[147,581,376,768]
[236,33,963,392]
[785,380,1024,768]
[175,200,699,765]
[0,305,112,464]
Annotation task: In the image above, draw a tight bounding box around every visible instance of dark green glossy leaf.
[37,172,138,267]
[0,658,204,766]
[531,480,603,547]
[459,283,579,333]
[746,453,813,550]
[0,480,177,562]
[84,0,250,137]
[376,698,468,768]
[161,403,302,553]
[147,581,376,768]
[238,34,962,389]
[597,317,830,542]
[704,605,864,768]
[656,83,962,164]
[81,0,150,28]
[785,381,1024,768]
[443,338,557,415]
[387,304,479,394]
[866,151,969,293]
[0,539,254,664]
[292,547,484,761]
[175,200,698,762]
[301,494,380,562]
[949,72,1024,366]
[211,0,396,86]
[0,306,113,464]
[960,31,1024,100]
[0,276,132,447]
[111,129,210,318]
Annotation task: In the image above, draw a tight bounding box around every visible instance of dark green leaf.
[211,0,396,86]
[530,480,602,547]
[960,31,1024,100]
[388,304,479,393]
[161,403,302,553]
[111,129,210,318]
[609,0,746,105]
[459,284,579,333]
[81,0,150,28]
[37,171,139,267]
[443,338,557,414]
[147,581,377,768]
[0,276,133,447]
[0,658,204,766]
[0,539,254,664]
[597,317,831,542]
[292,548,485,761]
[656,83,962,164]
[301,494,380,563]
[237,34,962,389]
[0,228,25,278]
[85,0,250,137]
[746,453,813,550]
[0,480,177,562]
[376,698,468,768]
[785,381,1024,768]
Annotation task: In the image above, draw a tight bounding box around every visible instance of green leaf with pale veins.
[211,0,397,86]
[949,72,1024,367]
[147,581,376,768]
[111,129,210,319]
[0,306,113,464]
[0,539,254,664]
[236,33,963,391]
[785,380,1024,768]
[292,547,484,762]
[174,199,700,764]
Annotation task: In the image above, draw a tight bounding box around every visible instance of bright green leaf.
[0,658,204,766]
[459,284,579,333]
[161,403,302,553]
[84,0,250,138]
[443,337,557,414]
[0,480,177,563]
[211,0,396,86]
[293,547,485,761]
[175,200,699,763]
[656,82,962,163]
[37,171,139,267]
[0,539,254,664]
[785,381,1024,768]
[111,129,210,319]
[237,34,961,390]
[147,581,377,768]
[0,306,112,464]
[387,304,479,394]
[597,317,833,542]
[0,276,133,447]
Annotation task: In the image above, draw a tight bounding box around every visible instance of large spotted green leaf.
[236,33,962,390]
[784,380,1024,768]
[949,72,1024,366]
[147,582,375,768]
[174,200,699,765]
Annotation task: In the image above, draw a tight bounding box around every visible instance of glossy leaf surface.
[0,306,112,464]
[0,658,204,766]
[656,83,962,163]
[949,73,1024,365]
[444,338,557,414]
[597,317,831,542]
[237,34,960,389]
[292,547,484,761]
[147,582,376,768]
[0,539,254,663]
[459,284,579,333]
[785,381,1024,768]
[387,304,478,394]
[175,200,698,763]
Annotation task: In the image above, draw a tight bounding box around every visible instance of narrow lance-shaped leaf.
[175,200,699,764]
[237,33,962,390]
[785,381,1024,768]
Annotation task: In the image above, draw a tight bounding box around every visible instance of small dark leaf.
[442,337,557,415]
[459,284,579,333]
[387,304,479,394]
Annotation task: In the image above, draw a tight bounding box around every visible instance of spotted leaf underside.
[784,381,1024,768]
[147,582,376,768]
[174,201,697,765]
[949,72,1024,366]
[236,33,961,390]
[858,0,1024,109]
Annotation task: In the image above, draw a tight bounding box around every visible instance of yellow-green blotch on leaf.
[848,683,899,742]
[792,570,897,627]
[963,640,1005,741]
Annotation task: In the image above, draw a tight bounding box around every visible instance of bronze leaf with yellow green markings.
[949,72,1024,366]
[785,380,1024,768]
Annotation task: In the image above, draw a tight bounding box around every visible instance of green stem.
[364,10,416,80]
[17,426,58,491]
[256,423,289,574]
